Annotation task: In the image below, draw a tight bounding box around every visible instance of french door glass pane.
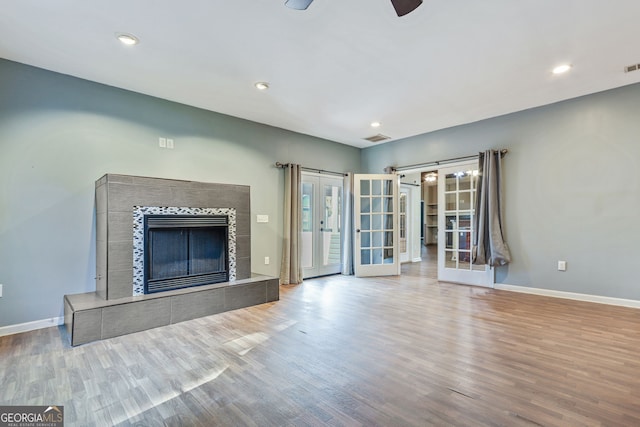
[384,197,393,212]
[361,232,370,247]
[383,248,394,264]
[302,182,314,269]
[445,174,457,191]
[445,193,456,210]
[372,197,382,212]
[372,214,382,230]
[459,174,472,190]
[372,180,382,196]
[385,231,394,246]
[372,232,382,247]
[458,191,472,210]
[361,180,370,195]
[361,197,370,213]
[361,215,371,230]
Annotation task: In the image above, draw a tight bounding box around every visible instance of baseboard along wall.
[494,284,640,309]
[0,316,64,338]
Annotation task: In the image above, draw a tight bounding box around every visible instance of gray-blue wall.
[362,82,640,301]
[0,59,360,327]
[2,55,639,328]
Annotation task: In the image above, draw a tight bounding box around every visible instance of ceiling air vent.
[363,134,391,143]
[624,63,640,73]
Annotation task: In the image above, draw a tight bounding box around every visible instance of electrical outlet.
[557,260,567,271]
[264,257,270,265]
[257,215,269,223]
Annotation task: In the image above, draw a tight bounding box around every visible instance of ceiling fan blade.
[391,0,423,17]
[285,0,314,10]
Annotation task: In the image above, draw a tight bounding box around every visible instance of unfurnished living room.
[1,1,640,426]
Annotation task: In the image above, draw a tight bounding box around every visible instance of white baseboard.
[494,284,640,309]
[0,316,64,337]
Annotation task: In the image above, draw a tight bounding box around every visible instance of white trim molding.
[495,284,640,309]
[0,316,64,337]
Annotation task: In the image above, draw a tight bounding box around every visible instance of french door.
[301,173,343,278]
[354,174,400,277]
[437,163,494,287]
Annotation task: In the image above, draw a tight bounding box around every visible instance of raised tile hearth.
[64,275,279,346]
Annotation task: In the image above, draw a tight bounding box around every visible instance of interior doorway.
[421,170,439,273]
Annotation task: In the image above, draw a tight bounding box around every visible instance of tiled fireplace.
[63,174,278,346]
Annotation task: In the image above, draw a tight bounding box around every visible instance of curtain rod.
[391,149,508,173]
[275,162,347,177]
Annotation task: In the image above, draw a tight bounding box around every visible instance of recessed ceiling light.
[552,64,572,74]
[116,33,139,46]
[255,82,270,91]
[370,121,381,128]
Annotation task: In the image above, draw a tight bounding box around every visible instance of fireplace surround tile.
[102,299,172,339]
[170,288,226,323]
[95,174,252,300]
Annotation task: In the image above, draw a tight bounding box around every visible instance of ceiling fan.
[285,0,423,17]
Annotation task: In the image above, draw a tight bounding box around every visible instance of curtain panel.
[473,150,511,266]
[280,164,303,284]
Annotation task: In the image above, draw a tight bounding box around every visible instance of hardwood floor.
[2,258,640,426]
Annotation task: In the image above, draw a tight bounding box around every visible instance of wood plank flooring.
[2,258,640,426]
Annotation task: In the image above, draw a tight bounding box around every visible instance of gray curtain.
[341,173,354,275]
[473,150,511,266]
[280,164,303,284]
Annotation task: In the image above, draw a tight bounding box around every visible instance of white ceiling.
[2,0,640,148]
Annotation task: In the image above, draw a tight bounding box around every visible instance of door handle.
[356,229,360,233]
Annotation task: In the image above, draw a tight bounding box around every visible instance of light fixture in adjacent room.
[370,121,381,128]
[255,82,270,91]
[116,33,139,46]
[552,64,572,74]
[424,173,437,182]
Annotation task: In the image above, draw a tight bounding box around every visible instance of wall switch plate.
[159,137,167,148]
[166,138,174,149]
[264,257,270,265]
[257,215,269,223]
[558,260,567,271]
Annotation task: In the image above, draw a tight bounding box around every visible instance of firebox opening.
[144,215,229,294]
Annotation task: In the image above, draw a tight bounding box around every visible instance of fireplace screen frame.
[143,215,229,294]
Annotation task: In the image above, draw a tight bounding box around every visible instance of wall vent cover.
[624,63,639,73]
[364,133,391,143]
